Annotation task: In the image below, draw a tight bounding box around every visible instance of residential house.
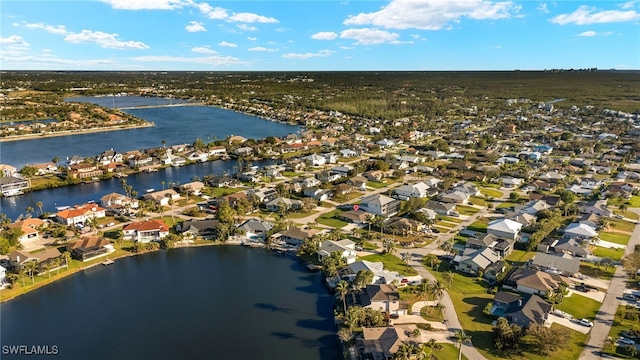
[0,177,28,197]
[530,252,581,277]
[303,187,331,201]
[386,217,425,234]
[304,154,326,166]
[233,147,254,156]
[359,327,414,360]
[359,284,408,316]
[66,236,114,261]
[580,200,613,218]
[265,197,303,212]
[466,233,515,258]
[359,194,401,217]
[180,219,220,239]
[538,171,566,183]
[315,170,343,183]
[338,210,372,225]
[100,192,139,212]
[563,222,598,240]
[32,162,58,175]
[501,177,524,188]
[492,292,552,328]
[298,177,321,189]
[440,191,469,204]
[333,183,355,197]
[177,181,206,196]
[453,247,504,280]
[279,227,318,246]
[8,248,61,272]
[487,219,523,240]
[510,200,550,216]
[207,175,235,188]
[346,260,403,285]
[425,201,456,216]
[6,218,45,244]
[123,220,170,242]
[128,154,153,168]
[392,182,431,200]
[143,189,180,206]
[453,182,480,197]
[552,238,589,258]
[318,239,357,264]
[95,149,123,166]
[363,170,386,183]
[0,164,17,177]
[56,203,106,226]
[504,267,570,297]
[248,188,279,204]
[208,146,227,156]
[68,163,104,179]
[340,149,359,158]
[238,218,274,242]
[347,176,368,190]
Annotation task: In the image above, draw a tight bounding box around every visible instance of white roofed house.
[453,182,481,197]
[100,192,139,212]
[123,220,170,243]
[563,222,598,240]
[487,218,523,241]
[359,194,401,217]
[453,247,504,281]
[440,191,469,205]
[358,284,408,316]
[238,218,274,242]
[392,181,431,200]
[143,189,180,206]
[318,239,357,265]
[346,260,403,285]
[580,200,613,218]
[177,181,206,196]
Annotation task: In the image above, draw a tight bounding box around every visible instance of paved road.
[580,208,640,360]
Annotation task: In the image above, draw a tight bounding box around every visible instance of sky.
[1,0,639,71]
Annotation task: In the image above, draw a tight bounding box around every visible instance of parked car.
[618,337,635,345]
[578,318,594,327]
[615,214,624,219]
[623,294,637,301]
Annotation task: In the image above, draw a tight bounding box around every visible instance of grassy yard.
[466,217,490,233]
[456,205,481,216]
[480,188,504,198]
[592,246,625,261]
[287,210,319,219]
[316,209,348,228]
[609,218,638,233]
[435,221,458,229]
[599,231,632,245]
[433,343,467,360]
[608,195,640,208]
[367,181,389,189]
[437,215,464,224]
[469,196,487,207]
[203,186,245,197]
[606,305,640,359]
[614,210,640,221]
[496,201,516,209]
[504,249,536,267]
[555,293,602,320]
[332,191,363,203]
[359,253,418,276]
[281,171,301,177]
[580,262,616,280]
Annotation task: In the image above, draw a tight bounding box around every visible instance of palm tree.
[401,252,412,271]
[24,261,38,284]
[415,344,432,360]
[454,330,471,360]
[393,343,413,360]
[445,271,455,288]
[430,280,446,311]
[36,201,44,215]
[62,251,72,270]
[161,180,166,190]
[25,206,34,218]
[383,239,397,255]
[335,280,349,314]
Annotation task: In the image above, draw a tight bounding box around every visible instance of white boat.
[102,259,114,266]
[146,188,155,193]
[55,205,71,211]
[1,190,24,197]
[145,168,158,173]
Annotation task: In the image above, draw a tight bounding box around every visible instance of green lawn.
[555,293,602,320]
[316,209,348,228]
[599,231,632,245]
[456,205,481,216]
[359,253,418,276]
[469,196,487,207]
[592,246,625,261]
[466,217,490,233]
[480,188,504,198]
[435,221,457,229]
[609,218,638,233]
[614,210,640,221]
[608,195,640,208]
[367,181,388,189]
[580,262,616,280]
[437,215,464,224]
[504,249,536,266]
[606,305,640,358]
[496,201,516,209]
[281,171,301,177]
[433,343,467,360]
[434,226,451,234]
[204,186,245,197]
[287,210,319,219]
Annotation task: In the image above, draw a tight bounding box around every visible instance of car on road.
[618,337,635,345]
[615,214,624,219]
[578,318,594,327]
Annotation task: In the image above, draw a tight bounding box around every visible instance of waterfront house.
[346,260,403,285]
[176,181,206,196]
[238,218,274,242]
[359,284,408,316]
[128,154,153,168]
[207,175,235,188]
[359,326,414,359]
[56,203,106,226]
[8,248,62,273]
[0,164,17,177]
[32,162,58,175]
[278,227,317,246]
[318,239,357,265]
[208,146,227,157]
[0,176,30,197]
[100,192,139,212]
[180,219,220,239]
[96,149,123,166]
[143,189,180,206]
[359,194,401,217]
[233,147,254,156]
[67,236,114,261]
[7,218,46,244]
[123,220,170,242]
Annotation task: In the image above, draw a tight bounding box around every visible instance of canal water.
[0,246,342,360]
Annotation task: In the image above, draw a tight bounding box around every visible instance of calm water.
[1,96,301,168]
[0,246,342,360]
[0,159,276,221]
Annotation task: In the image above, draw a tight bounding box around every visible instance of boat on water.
[55,205,71,211]
[145,168,158,173]
[1,190,24,197]
[146,188,155,193]
[102,259,114,266]
[115,172,128,178]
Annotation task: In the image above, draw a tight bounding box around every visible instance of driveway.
[548,314,592,334]
[567,288,607,303]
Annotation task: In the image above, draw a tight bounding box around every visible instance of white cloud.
[228,12,278,23]
[22,22,68,35]
[132,54,243,66]
[620,1,639,10]
[311,32,338,40]
[219,41,238,48]
[340,28,400,45]
[248,46,278,52]
[551,5,640,25]
[237,24,258,32]
[64,30,150,49]
[340,45,354,50]
[196,3,228,20]
[186,21,206,32]
[537,3,550,13]
[192,46,217,54]
[247,37,257,41]
[282,49,334,60]
[344,0,520,30]
[578,30,597,37]
[0,35,30,46]
[101,0,190,10]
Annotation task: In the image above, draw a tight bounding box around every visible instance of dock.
[101,259,114,266]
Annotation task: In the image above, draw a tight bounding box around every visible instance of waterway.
[1,96,301,169]
[0,246,342,360]
[0,159,276,221]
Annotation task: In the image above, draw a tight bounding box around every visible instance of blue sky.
[1,0,638,71]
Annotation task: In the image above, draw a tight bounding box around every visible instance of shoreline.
[0,238,296,303]
[0,122,155,143]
